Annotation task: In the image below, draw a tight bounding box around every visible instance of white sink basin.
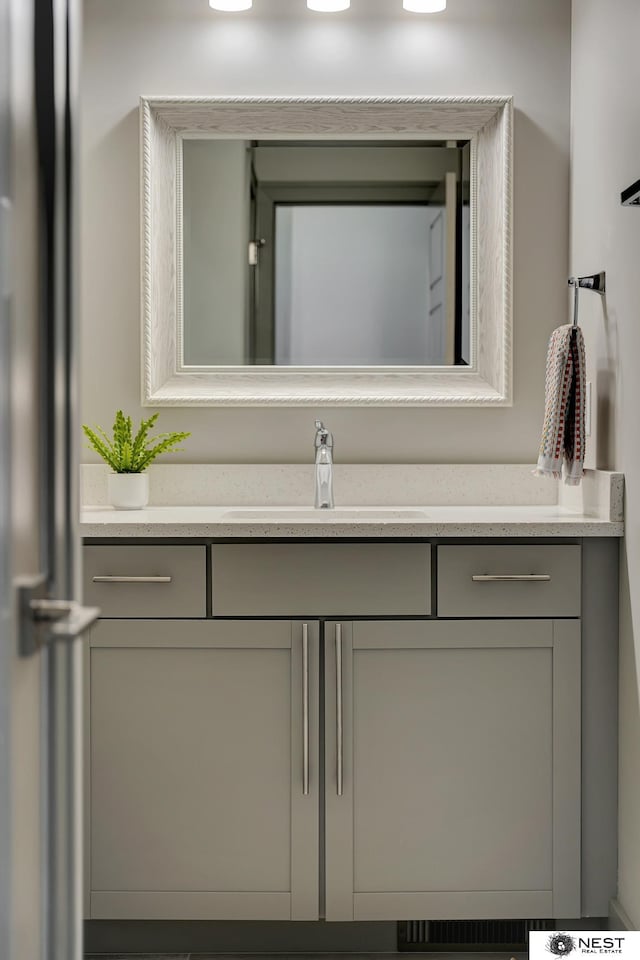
[221,507,429,522]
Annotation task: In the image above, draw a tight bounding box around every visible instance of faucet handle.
[314,420,333,448]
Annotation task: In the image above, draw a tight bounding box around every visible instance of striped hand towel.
[535,324,586,486]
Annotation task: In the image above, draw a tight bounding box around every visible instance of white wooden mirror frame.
[141,95,512,407]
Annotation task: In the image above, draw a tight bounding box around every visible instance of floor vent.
[398,918,557,952]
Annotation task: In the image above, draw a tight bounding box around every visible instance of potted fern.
[83,411,190,510]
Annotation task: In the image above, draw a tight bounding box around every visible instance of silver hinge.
[248,238,266,266]
[16,575,100,657]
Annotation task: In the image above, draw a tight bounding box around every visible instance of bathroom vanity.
[80,468,622,930]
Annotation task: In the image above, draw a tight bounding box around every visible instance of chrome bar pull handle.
[472,574,551,582]
[92,576,172,584]
[335,623,344,797]
[302,623,310,797]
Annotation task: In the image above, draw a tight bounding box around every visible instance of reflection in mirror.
[182,139,471,368]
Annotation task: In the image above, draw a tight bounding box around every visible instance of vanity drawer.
[211,543,431,616]
[84,546,206,618]
[437,545,581,618]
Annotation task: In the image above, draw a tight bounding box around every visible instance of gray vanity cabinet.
[84,540,605,927]
[86,619,320,921]
[324,619,581,921]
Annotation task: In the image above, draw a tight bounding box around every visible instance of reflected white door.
[274,205,437,366]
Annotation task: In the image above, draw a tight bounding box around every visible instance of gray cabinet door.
[87,620,319,921]
[325,619,580,921]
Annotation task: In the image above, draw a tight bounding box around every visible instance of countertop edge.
[80,520,625,539]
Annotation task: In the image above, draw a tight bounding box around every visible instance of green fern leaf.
[82,412,190,474]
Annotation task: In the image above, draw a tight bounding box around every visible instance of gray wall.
[183,139,249,366]
[571,0,640,928]
[80,0,571,463]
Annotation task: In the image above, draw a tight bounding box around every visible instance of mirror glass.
[182,139,471,368]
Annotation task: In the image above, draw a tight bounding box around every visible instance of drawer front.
[437,545,581,617]
[212,544,431,617]
[84,546,206,618]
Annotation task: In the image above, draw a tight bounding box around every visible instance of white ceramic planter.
[107,473,149,510]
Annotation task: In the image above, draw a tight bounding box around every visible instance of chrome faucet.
[314,420,334,509]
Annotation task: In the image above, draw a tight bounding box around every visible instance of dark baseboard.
[84,919,399,955]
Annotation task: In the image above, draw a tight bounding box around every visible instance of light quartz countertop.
[80,504,623,539]
[80,464,624,538]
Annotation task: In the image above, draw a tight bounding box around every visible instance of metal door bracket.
[248,238,266,265]
[16,575,100,657]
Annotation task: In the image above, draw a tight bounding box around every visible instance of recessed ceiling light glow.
[403,0,447,11]
[307,0,351,11]
[209,0,252,11]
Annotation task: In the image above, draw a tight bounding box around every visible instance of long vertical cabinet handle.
[335,623,344,797]
[302,623,310,797]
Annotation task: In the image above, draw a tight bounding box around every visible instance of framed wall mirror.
[141,96,512,406]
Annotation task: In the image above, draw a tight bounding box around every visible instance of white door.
[0,1,13,956]
[2,2,96,959]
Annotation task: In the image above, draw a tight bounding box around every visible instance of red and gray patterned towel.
[535,324,586,486]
